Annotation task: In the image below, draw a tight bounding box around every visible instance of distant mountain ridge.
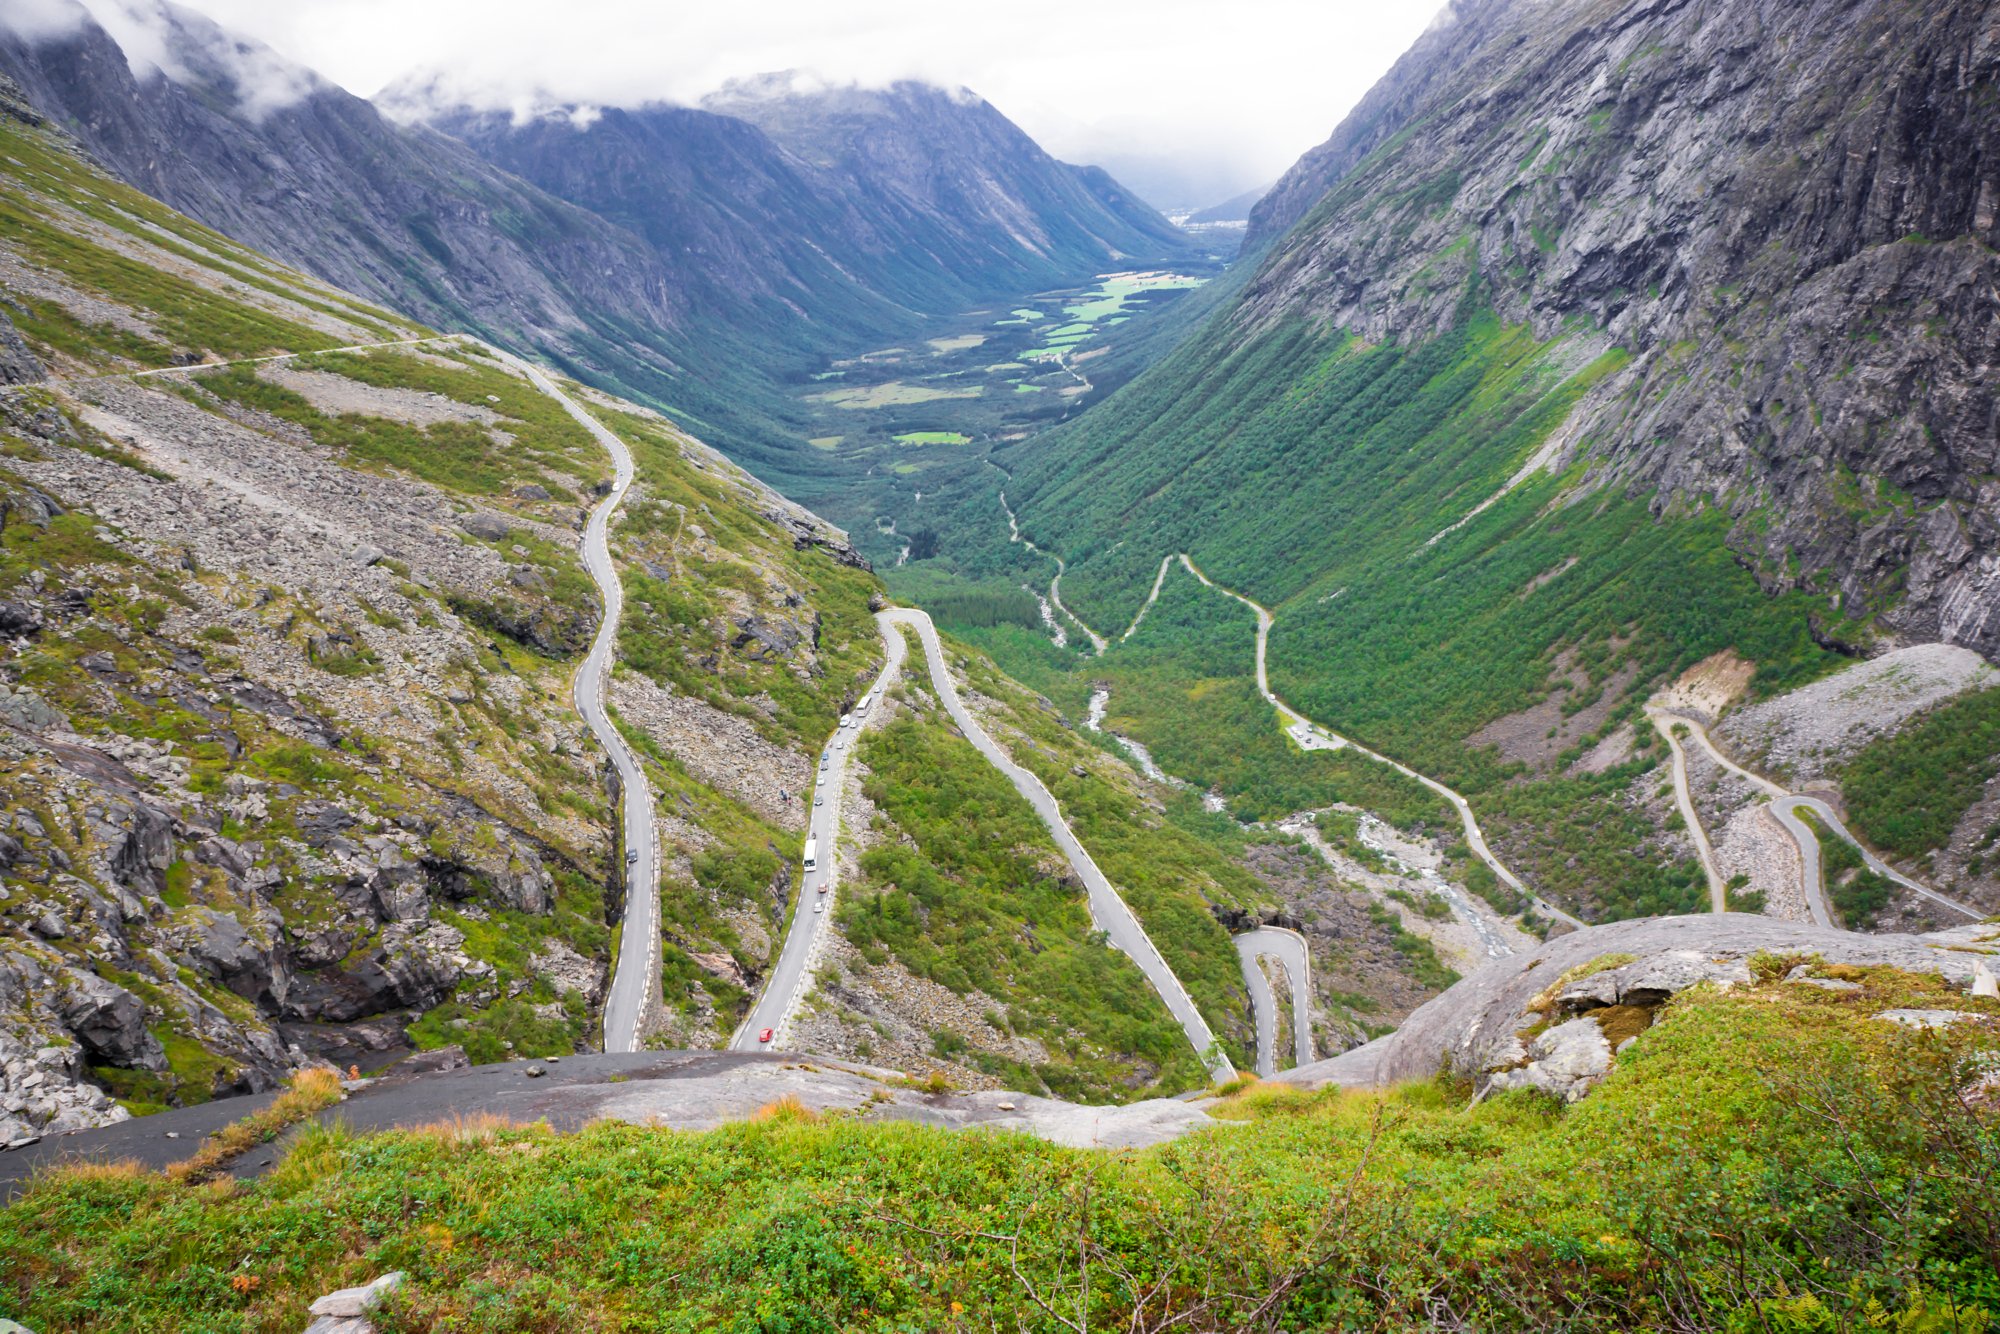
[0,2,1190,484]
[408,73,1186,339]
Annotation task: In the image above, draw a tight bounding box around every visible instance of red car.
[758,1027,774,1044]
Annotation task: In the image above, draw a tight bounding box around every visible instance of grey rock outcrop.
[1239,0,2000,656]
[1486,1018,1612,1104]
[1281,914,2000,1097]
[0,309,42,386]
[57,969,167,1071]
[302,1270,405,1334]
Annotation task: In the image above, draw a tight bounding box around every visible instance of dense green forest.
[1841,686,2000,864]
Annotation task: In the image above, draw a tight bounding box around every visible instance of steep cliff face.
[1241,0,2000,652]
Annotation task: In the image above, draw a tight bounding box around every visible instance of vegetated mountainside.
[995,0,2000,922]
[0,101,887,1138]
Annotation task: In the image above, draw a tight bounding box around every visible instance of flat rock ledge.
[1279,914,2000,1099]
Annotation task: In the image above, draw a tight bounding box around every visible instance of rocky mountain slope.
[989,0,2000,923]
[0,83,1458,1139]
[0,98,886,1141]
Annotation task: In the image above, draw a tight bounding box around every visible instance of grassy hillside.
[0,107,886,1100]
[4,961,1993,1330]
[964,305,1854,921]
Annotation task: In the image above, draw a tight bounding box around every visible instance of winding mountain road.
[1646,708,1727,913]
[489,351,659,1053]
[1649,709,1981,927]
[993,481,1107,655]
[880,608,1235,1080]
[1235,928,1313,1077]
[730,632,907,1050]
[1174,555,1584,931]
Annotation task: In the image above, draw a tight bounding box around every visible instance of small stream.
[1085,686,1188,789]
[1351,813,1513,959]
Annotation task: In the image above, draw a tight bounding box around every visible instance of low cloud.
[3,0,324,121]
[26,0,1444,210]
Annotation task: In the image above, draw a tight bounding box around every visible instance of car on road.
[839,713,852,729]
[758,1027,773,1044]
[816,883,828,894]
[814,792,823,807]
[813,898,826,914]
[626,850,639,866]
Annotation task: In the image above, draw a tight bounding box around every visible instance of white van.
[803,837,818,872]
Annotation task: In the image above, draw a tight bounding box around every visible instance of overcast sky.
[161,0,1441,211]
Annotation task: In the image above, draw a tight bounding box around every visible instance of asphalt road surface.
[1234,927,1314,1077]
[731,628,906,1050]
[880,608,1235,1080]
[492,351,657,1053]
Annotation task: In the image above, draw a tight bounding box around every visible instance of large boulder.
[57,969,167,1071]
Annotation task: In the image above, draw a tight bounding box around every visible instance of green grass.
[846,694,1206,1098]
[6,966,1993,1330]
[892,431,973,445]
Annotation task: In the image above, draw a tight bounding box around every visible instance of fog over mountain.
[50,0,1438,211]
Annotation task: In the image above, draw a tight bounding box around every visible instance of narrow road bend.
[881,608,1236,1081]
[1645,708,1727,912]
[1650,709,1981,926]
[1234,927,1313,1077]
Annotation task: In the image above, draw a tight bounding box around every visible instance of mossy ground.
[3,967,1993,1331]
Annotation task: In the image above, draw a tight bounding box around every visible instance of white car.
[812,898,826,914]
[839,713,852,729]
